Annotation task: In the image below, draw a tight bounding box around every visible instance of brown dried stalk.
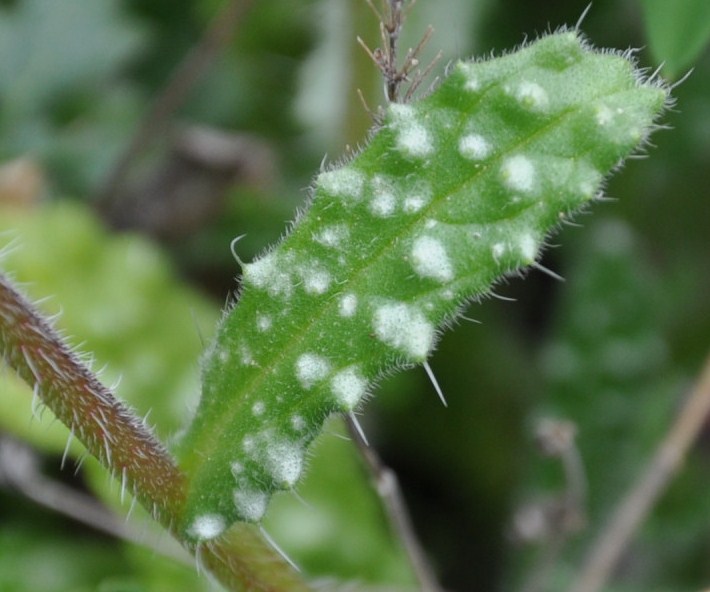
[568,352,710,592]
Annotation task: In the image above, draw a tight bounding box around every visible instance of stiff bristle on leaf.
[175,29,668,541]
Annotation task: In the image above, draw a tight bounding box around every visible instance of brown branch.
[567,351,710,592]
[345,415,443,592]
[358,0,438,104]
[518,420,587,592]
[0,272,312,591]
[96,0,253,206]
[0,271,185,526]
[0,435,190,565]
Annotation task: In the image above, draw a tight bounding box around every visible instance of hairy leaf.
[174,30,668,541]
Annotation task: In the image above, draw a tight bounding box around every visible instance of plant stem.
[345,415,443,592]
[96,0,253,207]
[568,352,710,592]
[0,272,313,592]
[0,271,185,526]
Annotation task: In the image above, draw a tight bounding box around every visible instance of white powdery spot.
[492,242,506,261]
[513,81,549,111]
[314,224,350,248]
[291,415,306,431]
[501,155,535,193]
[458,134,491,160]
[252,401,266,416]
[295,353,331,389]
[301,266,332,295]
[231,461,244,476]
[403,183,432,214]
[189,514,226,540]
[256,315,272,332]
[595,104,614,126]
[389,102,415,121]
[243,253,292,298]
[519,234,538,263]
[389,103,433,159]
[411,236,454,283]
[457,62,480,92]
[397,123,433,158]
[373,302,434,359]
[370,192,396,217]
[369,178,397,217]
[338,293,358,317]
[217,348,230,364]
[242,435,255,452]
[239,344,254,366]
[318,167,365,200]
[233,487,268,522]
[263,439,304,488]
[330,366,368,410]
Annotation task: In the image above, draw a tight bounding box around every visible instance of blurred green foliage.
[1,1,710,591]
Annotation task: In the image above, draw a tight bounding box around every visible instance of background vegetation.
[1,1,709,590]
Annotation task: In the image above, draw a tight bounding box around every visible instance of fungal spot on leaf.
[397,123,433,158]
[369,177,397,217]
[314,224,350,248]
[338,293,358,318]
[300,265,332,295]
[243,253,293,298]
[512,81,549,111]
[188,514,226,541]
[373,302,434,360]
[501,155,535,193]
[595,103,614,126]
[256,315,272,332]
[252,401,266,416]
[389,102,433,158]
[317,167,365,201]
[457,62,481,92]
[231,461,244,476]
[262,438,304,488]
[239,344,254,366]
[403,183,432,213]
[458,133,491,160]
[291,415,306,431]
[242,435,255,452]
[295,353,331,389]
[519,233,538,263]
[233,487,268,522]
[330,366,368,410]
[411,235,454,283]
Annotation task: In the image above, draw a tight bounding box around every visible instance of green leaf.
[641,0,710,78]
[175,30,668,541]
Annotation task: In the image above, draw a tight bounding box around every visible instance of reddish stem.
[0,272,312,591]
[0,272,186,526]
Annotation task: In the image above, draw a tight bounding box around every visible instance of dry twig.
[358,0,441,103]
[345,415,444,592]
[96,0,253,207]
[568,352,710,592]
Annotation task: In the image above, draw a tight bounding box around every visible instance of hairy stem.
[0,272,312,592]
[0,272,185,525]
